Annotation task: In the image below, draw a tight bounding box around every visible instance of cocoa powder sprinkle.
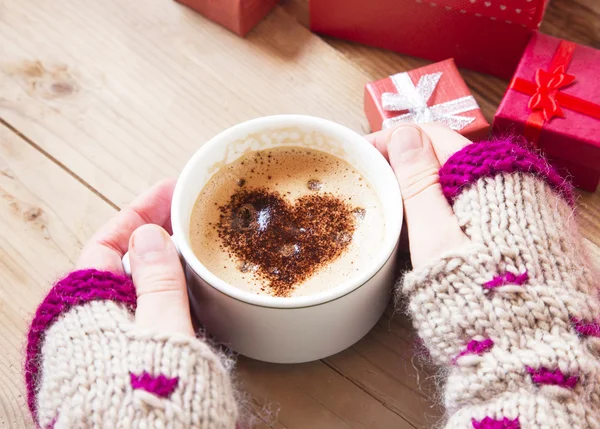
[216,188,356,297]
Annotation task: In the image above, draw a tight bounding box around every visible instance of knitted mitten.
[401,140,600,429]
[25,269,237,429]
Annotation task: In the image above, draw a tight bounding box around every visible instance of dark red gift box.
[310,0,549,79]
[494,33,600,192]
[365,59,490,140]
[176,0,278,36]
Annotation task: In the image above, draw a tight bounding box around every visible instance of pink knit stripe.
[571,318,600,337]
[453,338,494,363]
[46,416,58,429]
[526,366,578,388]
[472,417,521,429]
[25,269,136,424]
[130,372,179,398]
[439,140,574,205]
[484,271,529,289]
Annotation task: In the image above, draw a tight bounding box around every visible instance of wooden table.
[1,0,598,427]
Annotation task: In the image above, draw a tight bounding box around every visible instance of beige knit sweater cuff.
[401,141,600,429]
[26,271,238,429]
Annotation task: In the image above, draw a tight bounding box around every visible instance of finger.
[365,122,471,165]
[129,224,194,336]
[77,179,176,272]
[417,122,472,165]
[387,125,470,269]
[365,128,393,160]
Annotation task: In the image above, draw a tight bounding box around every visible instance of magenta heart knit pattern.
[402,140,600,428]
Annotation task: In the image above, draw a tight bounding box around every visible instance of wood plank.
[0,123,415,428]
[0,0,374,207]
[0,124,116,429]
[324,342,441,428]
[542,0,600,48]
[237,357,414,429]
[584,238,600,263]
[578,190,600,247]
[245,411,279,429]
[571,0,600,15]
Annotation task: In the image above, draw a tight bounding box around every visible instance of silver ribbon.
[381,71,479,130]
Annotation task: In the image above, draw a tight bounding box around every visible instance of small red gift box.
[310,0,549,79]
[176,0,278,36]
[493,33,600,192]
[365,59,490,140]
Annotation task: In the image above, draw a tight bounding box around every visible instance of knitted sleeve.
[25,269,238,429]
[401,140,600,429]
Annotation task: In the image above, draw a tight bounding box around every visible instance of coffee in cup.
[121,115,403,362]
[189,146,385,297]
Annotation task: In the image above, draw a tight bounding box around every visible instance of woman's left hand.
[76,179,195,336]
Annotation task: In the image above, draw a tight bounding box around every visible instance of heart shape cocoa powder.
[217,188,357,297]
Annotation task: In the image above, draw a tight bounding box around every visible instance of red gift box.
[365,59,490,140]
[176,0,278,36]
[310,0,549,79]
[493,32,600,192]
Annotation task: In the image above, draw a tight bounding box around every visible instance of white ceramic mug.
[125,115,403,363]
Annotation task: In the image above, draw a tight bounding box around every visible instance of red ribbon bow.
[509,40,600,146]
[527,66,575,121]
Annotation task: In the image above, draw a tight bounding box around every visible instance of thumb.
[129,224,195,336]
[387,125,470,269]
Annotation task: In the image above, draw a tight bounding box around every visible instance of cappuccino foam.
[189,147,385,297]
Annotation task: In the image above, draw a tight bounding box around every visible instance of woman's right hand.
[369,124,600,429]
[365,123,472,269]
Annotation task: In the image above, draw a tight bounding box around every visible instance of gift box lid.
[495,32,600,171]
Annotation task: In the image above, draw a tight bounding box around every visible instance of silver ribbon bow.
[381,72,479,130]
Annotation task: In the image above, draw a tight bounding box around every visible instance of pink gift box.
[493,32,600,191]
[365,59,490,141]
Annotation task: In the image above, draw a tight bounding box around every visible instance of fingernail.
[390,126,424,157]
[132,225,167,256]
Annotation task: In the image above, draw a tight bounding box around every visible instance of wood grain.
[579,191,600,247]
[0,0,374,207]
[0,123,115,428]
[0,0,598,427]
[237,356,415,428]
